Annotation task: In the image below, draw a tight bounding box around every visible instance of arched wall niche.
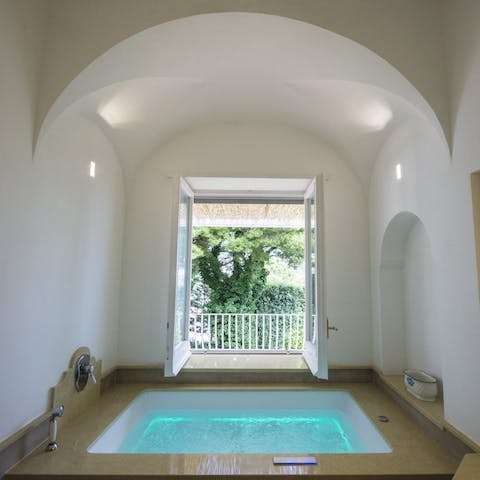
[379,211,442,379]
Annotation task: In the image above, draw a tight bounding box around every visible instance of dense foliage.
[255,284,305,314]
[191,227,305,314]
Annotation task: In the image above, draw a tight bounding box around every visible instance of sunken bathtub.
[88,389,391,455]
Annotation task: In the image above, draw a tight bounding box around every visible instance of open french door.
[165,177,193,376]
[302,175,328,379]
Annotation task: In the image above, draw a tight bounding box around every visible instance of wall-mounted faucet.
[74,353,97,392]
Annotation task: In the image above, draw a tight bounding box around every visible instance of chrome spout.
[46,405,64,452]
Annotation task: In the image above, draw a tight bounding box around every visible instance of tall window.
[190,200,305,352]
[165,177,327,378]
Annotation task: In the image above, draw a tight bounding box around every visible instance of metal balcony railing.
[189,313,305,352]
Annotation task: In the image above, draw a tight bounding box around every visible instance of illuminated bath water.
[117,409,366,454]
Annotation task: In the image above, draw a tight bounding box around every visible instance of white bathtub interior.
[88,390,392,454]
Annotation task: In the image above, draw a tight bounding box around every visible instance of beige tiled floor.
[7,382,460,478]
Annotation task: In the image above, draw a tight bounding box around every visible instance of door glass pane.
[309,193,317,345]
[175,188,190,346]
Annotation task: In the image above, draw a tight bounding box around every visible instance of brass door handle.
[327,317,338,338]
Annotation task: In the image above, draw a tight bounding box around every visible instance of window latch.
[327,317,338,339]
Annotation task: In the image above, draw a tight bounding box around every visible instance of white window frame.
[165,176,327,379]
[302,176,328,379]
[165,178,194,376]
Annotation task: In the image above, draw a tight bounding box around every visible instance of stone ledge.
[452,454,480,480]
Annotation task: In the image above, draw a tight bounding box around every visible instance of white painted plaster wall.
[379,265,407,373]
[119,123,371,367]
[404,221,442,378]
[33,112,125,373]
[438,0,480,446]
[369,120,450,376]
[377,212,442,379]
[368,0,480,445]
[0,2,125,442]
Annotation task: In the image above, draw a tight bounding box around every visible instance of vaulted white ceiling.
[38,13,447,186]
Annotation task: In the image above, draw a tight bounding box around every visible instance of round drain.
[377,415,389,422]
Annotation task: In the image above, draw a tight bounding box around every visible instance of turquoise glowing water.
[117,409,367,454]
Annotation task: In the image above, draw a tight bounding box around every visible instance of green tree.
[265,256,304,288]
[192,227,304,313]
[255,284,305,314]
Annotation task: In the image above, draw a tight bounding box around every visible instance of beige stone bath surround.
[6,382,459,479]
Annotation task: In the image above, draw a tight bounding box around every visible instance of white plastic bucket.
[403,369,438,401]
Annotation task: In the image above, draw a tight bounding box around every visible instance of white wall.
[33,111,125,373]
[379,265,406,373]
[376,212,442,378]
[438,0,480,446]
[404,220,442,378]
[119,123,371,367]
[368,0,480,443]
[369,120,450,375]
[0,2,125,442]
